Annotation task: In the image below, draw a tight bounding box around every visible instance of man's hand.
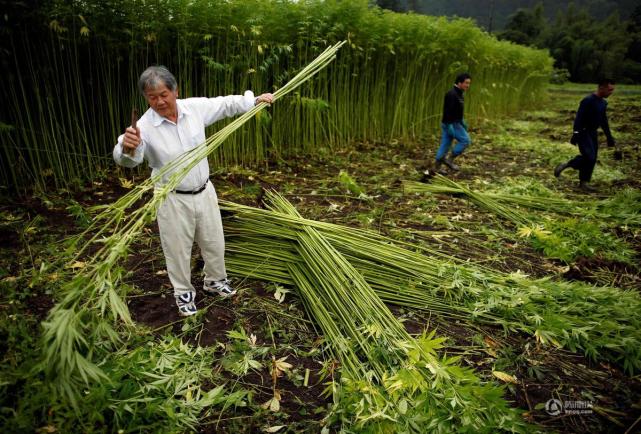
[255,93,274,105]
[570,131,580,145]
[122,126,141,156]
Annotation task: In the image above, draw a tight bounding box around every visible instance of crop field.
[1,82,640,433]
[1,1,641,433]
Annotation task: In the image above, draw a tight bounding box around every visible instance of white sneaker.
[176,291,197,317]
[203,278,236,298]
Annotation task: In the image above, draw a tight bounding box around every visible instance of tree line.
[375,1,641,83]
[497,3,641,83]
[376,0,636,30]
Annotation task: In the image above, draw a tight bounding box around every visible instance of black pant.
[567,130,598,182]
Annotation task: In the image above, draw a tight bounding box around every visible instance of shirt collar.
[150,100,190,126]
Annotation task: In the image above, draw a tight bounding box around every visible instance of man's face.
[144,84,178,118]
[458,78,471,91]
[599,83,615,98]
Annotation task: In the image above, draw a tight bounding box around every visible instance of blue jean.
[435,122,470,161]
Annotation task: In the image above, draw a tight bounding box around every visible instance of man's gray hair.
[138,66,177,94]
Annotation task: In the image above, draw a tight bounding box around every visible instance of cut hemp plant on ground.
[222,195,641,376]
[265,191,530,433]
[404,176,637,265]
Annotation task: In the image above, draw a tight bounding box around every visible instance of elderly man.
[554,78,616,192]
[114,65,273,316]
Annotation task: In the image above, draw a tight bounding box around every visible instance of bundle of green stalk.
[404,176,530,227]
[39,42,345,408]
[245,191,528,432]
[222,198,641,375]
[403,176,636,264]
[404,176,641,227]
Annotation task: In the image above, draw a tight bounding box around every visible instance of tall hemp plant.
[1,0,552,192]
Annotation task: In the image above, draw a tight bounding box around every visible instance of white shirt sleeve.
[191,91,256,127]
[113,133,145,168]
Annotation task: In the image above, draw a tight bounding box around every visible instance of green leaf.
[398,398,408,415]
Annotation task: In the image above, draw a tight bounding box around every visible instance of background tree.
[498,3,547,46]
[408,0,636,30]
[498,2,634,82]
[374,0,640,83]
[543,5,630,82]
[622,5,641,82]
[374,0,408,13]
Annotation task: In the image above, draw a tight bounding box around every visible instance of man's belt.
[175,182,208,195]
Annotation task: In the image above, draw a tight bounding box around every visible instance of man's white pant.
[156,181,227,297]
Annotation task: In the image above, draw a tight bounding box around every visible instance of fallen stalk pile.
[222,197,641,376]
[404,176,531,227]
[404,176,641,227]
[403,176,636,264]
[254,192,528,432]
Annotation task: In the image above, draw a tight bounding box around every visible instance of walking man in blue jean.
[435,73,471,172]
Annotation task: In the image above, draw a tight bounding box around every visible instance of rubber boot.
[443,156,460,171]
[554,162,569,178]
[579,181,597,192]
[434,159,447,175]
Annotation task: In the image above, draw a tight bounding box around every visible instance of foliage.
[222,328,270,376]
[222,197,641,376]
[404,176,638,264]
[1,333,246,433]
[0,266,248,433]
[527,218,634,263]
[0,0,552,192]
[550,67,571,84]
[338,170,366,197]
[498,2,641,83]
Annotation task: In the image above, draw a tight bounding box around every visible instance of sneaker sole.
[178,309,197,317]
[203,288,237,298]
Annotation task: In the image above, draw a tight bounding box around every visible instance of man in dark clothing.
[554,79,616,192]
[435,73,472,172]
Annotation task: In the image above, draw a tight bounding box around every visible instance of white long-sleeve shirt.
[114,91,255,191]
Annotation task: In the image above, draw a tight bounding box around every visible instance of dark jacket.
[442,86,464,124]
[573,93,614,143]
